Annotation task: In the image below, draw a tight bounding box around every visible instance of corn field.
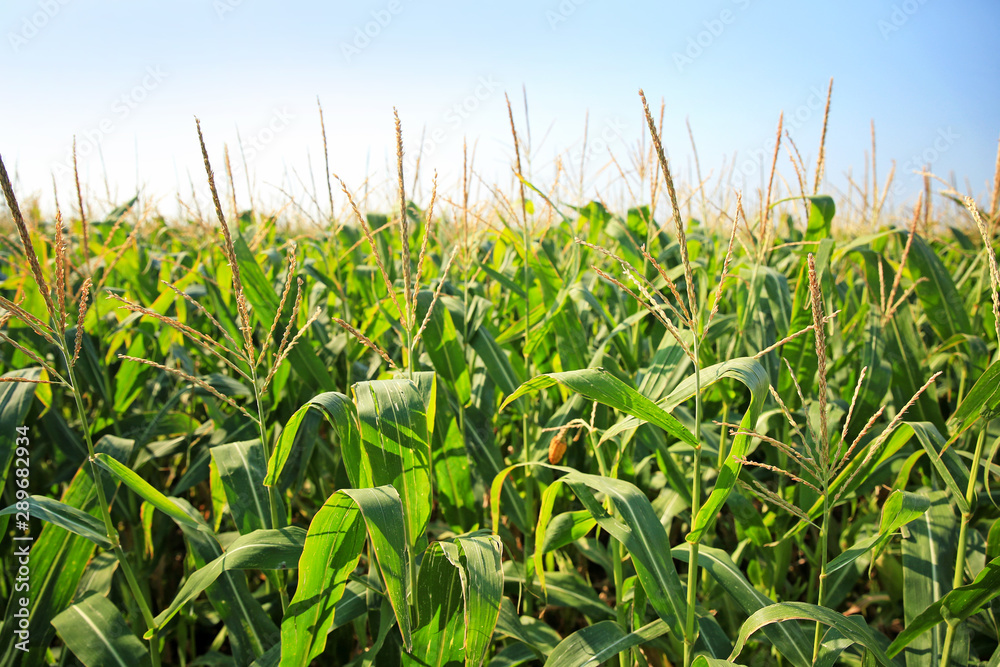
[1,91,1000,667]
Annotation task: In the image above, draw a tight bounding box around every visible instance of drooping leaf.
[544,619,669,667]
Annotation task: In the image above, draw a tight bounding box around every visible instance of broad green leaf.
[494,597,562,656]
[353,379,432,553]
[266,391,365,488]
[951,359,1000,428]
[909,423,970,514]
[500,368,697,446]
[149,527,305,636]
[684,358,770,543]
[544,619,669,667]
[826,490,930,574]
[905,233,972,342]
[52,595,150,667]
[210,439,273,533]
[488,643,537,667]
[854,249,946,432]
[469,327,521,399]
[73,552,119,601]
[502,465,687,637]
[901,491,955,667]
[806,195,836,240]
[92,452,206,533]
[405,543,464,667]
[281,485,410,666]
[539,510,597,555]
[503,561,614,622]
[0,495,111,548]
[730,602,893,666]
[450,532,504,667]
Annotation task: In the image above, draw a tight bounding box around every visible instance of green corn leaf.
[92,452,207,533]
[826,490,930,575]
[148,527,304,636]
[170,498,278,662]
[404,543,465,667]
[415,289,472,404]
[265,390,365,488]
[888,551,1000,658]
[904,232,972,342]
[730,602,893,665]
[0,495,111,548]
[449,532,504,667]
[500,367,697,446]
[951,359,1000,428]
[500,464,687,637]
[233,236,335,391]
[52,595,151,667]
[494,597,562,656]
[539,510,597,555]
[900,491,955,666]
[0,368,40,492]
[544,619,669,667]
[210,439,273,533]
[353,379,432,554]
[503,561,614,622]
[806,196,836,240]
[281,485,410,666]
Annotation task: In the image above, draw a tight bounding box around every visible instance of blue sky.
[1,0,998,217]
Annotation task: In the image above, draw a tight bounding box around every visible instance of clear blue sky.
[1,0,998,217]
